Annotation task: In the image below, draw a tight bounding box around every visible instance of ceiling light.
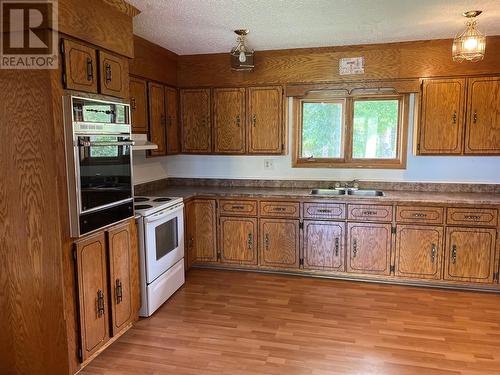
[452,10,486,62]
[230,29,254,71]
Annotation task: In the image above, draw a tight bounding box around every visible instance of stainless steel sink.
[347,189,384,197]
[310,189,346,196]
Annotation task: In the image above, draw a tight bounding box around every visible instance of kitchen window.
[293,94,409,168]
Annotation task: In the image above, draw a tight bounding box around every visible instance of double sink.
[310,188,384,197]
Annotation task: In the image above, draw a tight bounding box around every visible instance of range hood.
[131,133,158,151]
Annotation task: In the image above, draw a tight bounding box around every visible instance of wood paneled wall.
[130,36,178,86]
[177,36,500,87]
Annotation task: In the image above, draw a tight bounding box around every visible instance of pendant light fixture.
[230,29,254,71]
[452,10,486,62]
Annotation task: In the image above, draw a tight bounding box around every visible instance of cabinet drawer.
[259,201,300,218]
[303,202,345,220]
[219,199,257,216]
[446,208,498,227]
[396,206,444,224]
[348,204,393,222]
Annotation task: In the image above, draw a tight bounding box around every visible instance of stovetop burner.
[134,197,150,202]
[152,197,172,202]
[135,204,153,210]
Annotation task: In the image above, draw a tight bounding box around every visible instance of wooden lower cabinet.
[347,223,391,275]
[75,232,110,361]
[444,227,497,283]
[220,217,257,265]
[303,221,345,272]
[185,199,218,265]
[259,218,299,268]
[395,225,443,280]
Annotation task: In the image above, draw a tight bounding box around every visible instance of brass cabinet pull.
[452,111,457,124]
[264,233,270,250]
[451,245,457,264]
[115,279,123,304]
[86,58,93,81]
[431,243,436,263]
[334,237,339,257]
[352,239,357,258]
[252,114,256,127]
[247,233,253,249]
[473,111,478,123]
[236,114,241,127]
[105,63,112,83]
[97,289,105,317]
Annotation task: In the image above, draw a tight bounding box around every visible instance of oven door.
[76,135,133,213]
[144,204,185,284]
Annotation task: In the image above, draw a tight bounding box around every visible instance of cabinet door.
[181,89,211,153]
[98,51,129,98]
[220,217,257,265]
[465,76,500,154]
[347,223,391,275]
[148,82,167,156]
[259,219,299,268]
[129,76,148,133]
[444,227,496,283]
[419,78,465,154]
[303,221,345,272]
[213,88,246,153]
[247,86,283,154]
[395,225,443,280]
[165,87,180,154]
[62,39,98,93]
[107,222,134,336]
[185,199,217,264]
[75,233,109,361]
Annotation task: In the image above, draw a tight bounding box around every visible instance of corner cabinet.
[418,75,500,155]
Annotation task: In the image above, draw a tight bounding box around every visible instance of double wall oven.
[64,95,134,237]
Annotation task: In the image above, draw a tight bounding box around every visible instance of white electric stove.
[135,196,185,317]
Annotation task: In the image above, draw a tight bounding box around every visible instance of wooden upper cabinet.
[98,50,129,99]
[395,225,443,280]
[444,227,496,283]
[185,199,218,265]
[165,87,180,154]
[259,218,299,268]
[247,86,283,154]
[465,76,500,154]
[75,232,109,362]
[213,88,246,153]
[346,223,391,275]
[181,88,212,153]
[303,221,345,272]
[107,223,134,337]
[62,39,98,93]
[129,76,148,133]
[419,78,465,154]
[220,217,257,265]
[148,82,167,156]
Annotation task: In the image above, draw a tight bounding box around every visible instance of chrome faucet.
[333,179,359,191]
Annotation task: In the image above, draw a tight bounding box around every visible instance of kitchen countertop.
[140,186,500,206]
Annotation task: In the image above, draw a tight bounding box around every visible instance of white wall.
[133,95,500,185]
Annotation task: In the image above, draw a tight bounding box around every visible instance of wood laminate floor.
[81,269,500,375]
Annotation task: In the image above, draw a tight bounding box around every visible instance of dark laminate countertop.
[139,186,500,206]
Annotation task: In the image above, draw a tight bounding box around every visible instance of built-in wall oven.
[64,95,134,237]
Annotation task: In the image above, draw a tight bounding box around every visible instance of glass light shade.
[452,20,486,62]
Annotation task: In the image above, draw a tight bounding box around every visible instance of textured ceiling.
[127,0,500,55]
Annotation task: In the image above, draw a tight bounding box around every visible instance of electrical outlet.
[264,159,274,170]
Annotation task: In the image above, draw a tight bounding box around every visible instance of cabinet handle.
[451,245,457,264]
[236,114,241,127]
[464,215,481,220]
[231,205,245,210]
[452,111,457,124]
[473,111,478,124]
[86,58,93,81]
[352,238,357,258]
[247,233,253,249]
[412,212,427,218]
[334,237,339,257]
[105,63,112,83]
[317,209,332,213]
[272,207,286,212]
[264,233,270,250]
[188,236,193,249]
[252,114,256,127]
[96,289,105,317]
[131,97,136,111]
[115,279,123,304]
[431,243,436,263]
[362,210,377,216]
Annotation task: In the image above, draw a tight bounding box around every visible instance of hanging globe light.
[452,10,486,62]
